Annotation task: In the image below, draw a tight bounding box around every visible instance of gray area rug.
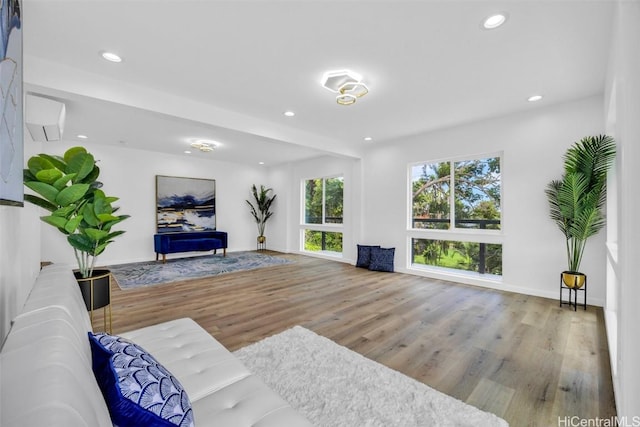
[234,326,509,427]
[108,251,292,289]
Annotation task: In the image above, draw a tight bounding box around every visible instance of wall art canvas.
[0,0,23,206]
[156,175,216,233]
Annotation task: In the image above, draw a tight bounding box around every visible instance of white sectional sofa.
[0,264,312,427]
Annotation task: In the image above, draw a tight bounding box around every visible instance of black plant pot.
[75,269,111,311]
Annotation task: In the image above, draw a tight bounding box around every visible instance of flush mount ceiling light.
[336,93,357,106]
[100,51,122,63]
[190,140,215,152]
[482,13,507,30]
[321,69,369,106]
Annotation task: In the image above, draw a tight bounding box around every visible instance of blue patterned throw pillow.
[356,244,380,268]
[88,332,194,427]
[368,247,395,272]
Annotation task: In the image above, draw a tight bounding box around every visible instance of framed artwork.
[156,175,216,233]
[0,0,23,206]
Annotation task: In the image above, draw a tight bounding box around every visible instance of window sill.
[408,263,502,287]
[300,250,344,261]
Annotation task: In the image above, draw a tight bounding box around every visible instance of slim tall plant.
[545,135,616,274]
[246,184,276,241]
[23,146,130,278]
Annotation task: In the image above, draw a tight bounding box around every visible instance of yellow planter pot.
[561,271,586,289]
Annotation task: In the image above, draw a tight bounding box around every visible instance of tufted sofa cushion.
[121,318,311,426]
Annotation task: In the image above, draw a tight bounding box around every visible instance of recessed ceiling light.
[482,13,507,30]
[528,95,543,102]
[259,161,265,165]
[283,111,295,117]
[184,150,192,154]
[77,134,88,139]
[363,136,373,142]
[101,51,122,63]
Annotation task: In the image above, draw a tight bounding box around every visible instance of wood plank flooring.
[93,252,616,427]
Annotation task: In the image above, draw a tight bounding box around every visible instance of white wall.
[361,96,606,304]
[0,204,41,344]
[0,139,43,343]
[32,141,268,267]
[604,0,640,418]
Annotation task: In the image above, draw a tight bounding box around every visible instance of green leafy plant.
[23,146,130,278]
[246,184,276,238]
[545,135,616,273]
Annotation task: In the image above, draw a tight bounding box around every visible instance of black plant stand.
[559,273,587,311]
[76,269,112,333]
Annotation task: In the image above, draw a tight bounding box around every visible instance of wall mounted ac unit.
[25,94,66,141]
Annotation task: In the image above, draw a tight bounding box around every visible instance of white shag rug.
[234,326,509,427]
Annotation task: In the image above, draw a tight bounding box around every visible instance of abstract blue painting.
[156,175,216,233]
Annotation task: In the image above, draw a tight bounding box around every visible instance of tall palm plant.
[246,184,277,240]
[545,135,616,273]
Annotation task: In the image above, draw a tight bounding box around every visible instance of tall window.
[410,156,502,276]
[303,176,343,255]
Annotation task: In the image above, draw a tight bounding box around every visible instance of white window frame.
[407,152,503,282]
[300,175,344,258]
[408,152,503,236]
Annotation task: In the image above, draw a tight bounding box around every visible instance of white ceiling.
[23,0,614,166]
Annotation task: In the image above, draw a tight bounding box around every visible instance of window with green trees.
[412,157,501,230]
[304,230,343,253]
[412,238,502,276]
[305,176,343,224]
[410,156,502,276]
[303,176,343,255]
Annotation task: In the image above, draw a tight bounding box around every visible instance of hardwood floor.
[94,252,616,426]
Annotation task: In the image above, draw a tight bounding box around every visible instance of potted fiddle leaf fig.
[24,146,129,312]
[545,135,616,291]
[246,184,276,248]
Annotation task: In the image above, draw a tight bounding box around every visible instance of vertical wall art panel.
[156,175,216,233]
[0,0,22,206]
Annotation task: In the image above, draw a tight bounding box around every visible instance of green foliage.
[412,157,501,229]
[413,239,502,275]
[304,230,343,253]
[305,177,343,224]
[305,178,323,224]
[246,184,277,237]
[23,146,130,278]
[545,135,616,272]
